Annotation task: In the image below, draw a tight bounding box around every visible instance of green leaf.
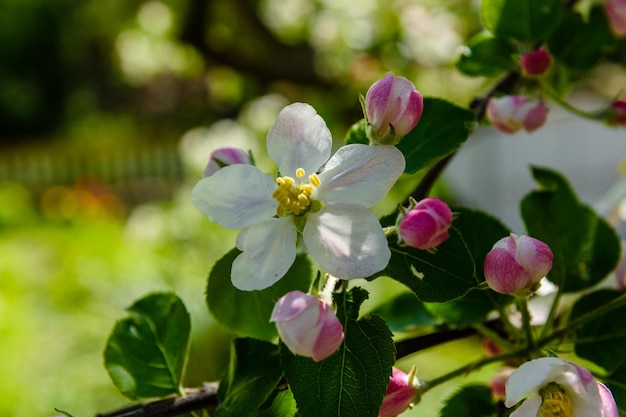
[104,292,190,400]
[457,32,517,77]
[547,7,615,72]
[344,118,368,145]
[256,390,298,417]
[207,248,313,341]
[215,338,284,417]
[370,290,440,332]
[606,362,626,414]
[375,227,477,302]
[281,287,396,417]
[481,0,561,41]
[397,98,475,175]
[520,166,621,292]
[440,385,497,417]
[571,289,626,373]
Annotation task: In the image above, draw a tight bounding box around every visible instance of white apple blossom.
[192,102,405,290]
[505,357,618,417]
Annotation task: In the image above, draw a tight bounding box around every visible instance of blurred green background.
[1,1,624,416]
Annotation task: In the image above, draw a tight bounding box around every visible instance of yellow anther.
[309,173,321,187]
[539,384,571,417]
[273,167,322,217]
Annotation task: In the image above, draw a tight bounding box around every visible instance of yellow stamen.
[309,173,320,187]
[273,168,321,216]
[539,383,571,417]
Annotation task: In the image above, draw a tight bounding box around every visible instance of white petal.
[509,397,541,417]
[191,164,277,228]
[505,357,568,407]
[302,203,390,279]
[266,103,332,176]
[231,218,298,291]
[316,144,405,207]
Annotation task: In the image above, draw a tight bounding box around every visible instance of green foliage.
[457,32,517,77]
[206,249,313,341]
[481,0,561,41]
[547,7,616,72]
[215,338,284,417]
[344,118,369,145]
[521,166,621,292]
[440,385,497,417]
[104,292,190,400]
[377,227,477,302]
[571,289,626,373]
[281,287,396,417]
[370,291,440,332]
[397,98,475,174]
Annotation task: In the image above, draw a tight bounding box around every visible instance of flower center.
[539,383,571,417]
[272,168,321,217]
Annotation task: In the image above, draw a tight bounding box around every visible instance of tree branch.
[95,383,219,417]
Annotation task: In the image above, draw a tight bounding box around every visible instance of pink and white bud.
[379,368,419,417]
[607,100,626,126]
[520,48,552,76]
[270,290,344,362]
[398,198,453,250]
[604,0,626,38]
[203,147,251,177]
[365,72,424,145]
[484,233,553,295]
[486,95,548,134]
[489,368,514,401]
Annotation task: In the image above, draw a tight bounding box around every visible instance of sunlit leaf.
[521,166,620,292]
[281,287,395,417]
[104,292,190,400]
[375,228,477,302]
[397,98,475,174]
[207,248,313,341]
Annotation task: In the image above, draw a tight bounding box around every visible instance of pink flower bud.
[365,72,424,145]
[203,147,251,177]
[486,95,548,134]
[520,48,552,76]
[607,100,626,126]
[379,368,419,417]
[398,198,453,250]
[484,234,553,295]
[489,368,514,401]
[604,0,626,38]
[270,290,344,362]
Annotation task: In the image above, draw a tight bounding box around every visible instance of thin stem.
[517,297,535,349]
[540,81,601,121]
[539,285,563,341]
[420,350,522,395]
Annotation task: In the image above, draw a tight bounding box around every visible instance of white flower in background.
[192,102,405,290]
[505,357,618,417]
